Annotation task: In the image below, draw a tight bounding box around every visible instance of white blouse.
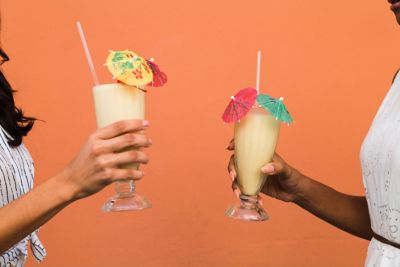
[0,126,46,267]
[362,71,400,266]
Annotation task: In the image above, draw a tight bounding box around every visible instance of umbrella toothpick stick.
[256,50,261,95]
[76,21,100,85]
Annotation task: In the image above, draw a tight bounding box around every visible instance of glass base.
[225,194,269,222]
[102,193,152,212]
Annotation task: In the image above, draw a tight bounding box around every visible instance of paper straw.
[76,21,99,85]
[256,50,261,94]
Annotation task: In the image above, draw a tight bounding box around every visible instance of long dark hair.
[0,49,36,147]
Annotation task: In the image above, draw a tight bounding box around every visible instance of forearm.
[294,175,372,240]
[0,172,72,253]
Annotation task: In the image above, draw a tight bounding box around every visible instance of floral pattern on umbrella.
[105,50,153,87]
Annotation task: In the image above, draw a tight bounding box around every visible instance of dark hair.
[0,69,36,147]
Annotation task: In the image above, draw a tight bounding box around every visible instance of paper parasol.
[222,87,258,123]
[146,59,167,87]
[105,50,153,87]
[256,94,293,123]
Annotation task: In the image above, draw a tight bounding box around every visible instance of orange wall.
[2,0,400,266]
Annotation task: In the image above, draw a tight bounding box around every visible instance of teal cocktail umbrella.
[256,94,293,124]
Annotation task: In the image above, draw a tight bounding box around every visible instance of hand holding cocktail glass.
[77,22,167,212]
[227,147,300,203]
[222,51,293,222]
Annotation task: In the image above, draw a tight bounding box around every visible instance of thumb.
[261,159,291,177]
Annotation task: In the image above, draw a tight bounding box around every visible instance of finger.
[110,169,145,182]
[99,150,149,168]
[263,176,278,198]
[231,179,238,191]
[226,139,235,151]
[270,177,284,199]
[261,163,276,175]
[227,155,237,180]
[271,153,292,177]
[101,133,152,153]
[257,195,264,205]
[95,120,149,140]
[231,180,240,198]
[261,160,287,176]
[118,150,149,165]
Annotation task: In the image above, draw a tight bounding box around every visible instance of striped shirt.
[0,125,46,267]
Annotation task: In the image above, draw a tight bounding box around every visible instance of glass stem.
[239,194,260,208]
[115,180,136,197]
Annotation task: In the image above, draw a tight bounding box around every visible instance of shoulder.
[392,68,400,85]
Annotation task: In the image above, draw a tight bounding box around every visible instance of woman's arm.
[293,174,372,240]
[285,69,400,238]
[0,119,152,253]
[0,175,71,253]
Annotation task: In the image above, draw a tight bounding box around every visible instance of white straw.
[256,50,261,94]
[76,21,99,85]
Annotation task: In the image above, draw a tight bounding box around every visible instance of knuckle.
[132,120,142,129]
[113,121,126,133]
[129,151,138,160]
[95,157,108,168]
[131,170,143,179]
[100,168,113,182]
[141,154,149,164]
[90,143,104,156]
[146,137,152,146]
[88,133,98,144]
[275,163,283,172]
[125,133,136,144]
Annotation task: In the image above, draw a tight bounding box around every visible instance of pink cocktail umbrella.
[222,87,257,123]
[146,60,167,87]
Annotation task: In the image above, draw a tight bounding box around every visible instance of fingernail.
[234,189,240,198]
[262,164,274,173]
[229,171,235,181]
[142,120,150,127]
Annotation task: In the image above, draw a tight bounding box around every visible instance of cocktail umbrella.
[146,59,167,87]
[105,50,153,87]
[256,94,293,123]
[222,87,258,123]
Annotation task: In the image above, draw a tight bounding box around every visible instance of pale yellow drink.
[93,83,150,212]
[234,107,280,196]
[93,83,145,128]
[93,83,145,169]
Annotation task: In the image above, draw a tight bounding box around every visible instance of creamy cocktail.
[222,51,292,221]
[76,21,167,213]
[93,83,145,129]
[234,108,280,196]
[225,105,281,221]
[93,83,151,212]
[93,83,145,170]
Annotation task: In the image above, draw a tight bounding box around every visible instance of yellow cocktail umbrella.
[105,50,153,87]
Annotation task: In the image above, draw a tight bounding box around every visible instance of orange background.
[2,0,400,266]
